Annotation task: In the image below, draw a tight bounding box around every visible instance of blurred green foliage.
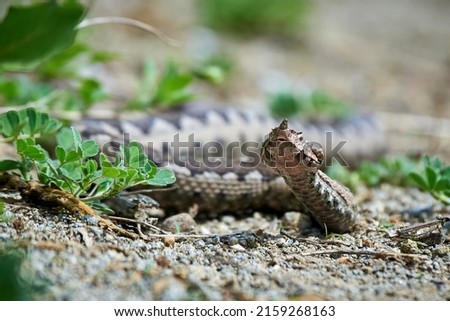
[0,249,30,300]
[196,0,312,37]
[327,155,450,207]
[0,1,115,113]
[269,90,352,120]
[0,41,115,112]
[0,1,85,69]
[128,60,196,110]
[0,247,51,300]
[327,156,420,191]
[409,155,450,205]
[194,54,235,83]
[128,58,231,110]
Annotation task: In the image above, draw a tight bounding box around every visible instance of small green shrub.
[409,156,450,205]
[0,108,176,213]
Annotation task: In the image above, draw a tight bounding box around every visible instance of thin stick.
[391,215,450,239]
[77,17,179,46]
[120,187,177,195]
[106,215,168,234]
[300,249,427,260]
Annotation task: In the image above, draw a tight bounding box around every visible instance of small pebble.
[161,213,196,233]
[163,235,175,247]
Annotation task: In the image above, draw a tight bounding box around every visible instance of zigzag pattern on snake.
[76,106,385,232]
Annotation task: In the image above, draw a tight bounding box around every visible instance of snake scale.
[76,106,385,232]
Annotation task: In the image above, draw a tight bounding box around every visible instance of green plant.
[0,74,52,106]
[0,1,85,69]
[193,64,226,85]
[269,90,352,119]
[196,0,312,37]
[0,2,115,113]
[193,54,234,84]
[0,45,112,113]
[409,156,450,205]
[0,108,176,213]
[0,249,29,300]
[328,154,450,206]
[327,156,420,191]
[128,60,197,110]
[0,247,49,300]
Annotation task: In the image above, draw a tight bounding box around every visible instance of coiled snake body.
[77,107,385,232]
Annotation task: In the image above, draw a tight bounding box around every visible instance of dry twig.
[0,173,138,239]
[300,249,427,261]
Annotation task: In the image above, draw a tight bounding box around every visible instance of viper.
[76,106,385,233]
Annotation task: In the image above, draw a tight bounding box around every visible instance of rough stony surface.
[1,0,450,301]
[0,185,449,300]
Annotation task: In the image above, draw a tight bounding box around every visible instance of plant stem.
[77,17,179,46]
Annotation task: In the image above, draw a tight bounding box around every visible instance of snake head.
[261,119,323,173]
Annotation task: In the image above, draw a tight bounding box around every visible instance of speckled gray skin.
[77,108,383,218]
[261,119,358,233]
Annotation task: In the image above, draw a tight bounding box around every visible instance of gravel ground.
[1,184,449,300]
[1,0,449,302]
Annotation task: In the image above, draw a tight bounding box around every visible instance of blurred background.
[84,0,450,159]
[1,0,449,160]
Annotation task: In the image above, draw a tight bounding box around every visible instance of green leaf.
[147,168,176,186]
[89,201,114,215]
[79,78,107,108]
[0,201,4,215]
[0,160,21,171]
[0,108,61,139]
[0,109,25,138]
[0,2,85,69]
[440,166,450,177]
[56,127,74,150]
[269,92,308,118]
[151,62,195,107]
[70,127,82,148]
[22,108,38,134]
[22,145,46,162]
[100,153,113,167]
[16,137,47,162]
[102,167,121,178]
[409,172,429,191]
[43,117,62,135]
[56,126,82,151]
[425,166,437,189]
[16,138,32,153]
[81,140,99,158]
[194,65,225,84]
[86,159,98,174]
[55,146,66,163]
[6,109,20,128]
[58,165,81,183]
[128,146,144,168]
[89,180,112,198]
[435,177,450,192]
[144,160,158,177]
[64,150,79,163]
[124,168,138,185]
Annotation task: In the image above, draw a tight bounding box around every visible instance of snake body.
[76,107,384,232]
[261,119,358,232]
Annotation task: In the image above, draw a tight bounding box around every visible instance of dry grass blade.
[77,17,179,46]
